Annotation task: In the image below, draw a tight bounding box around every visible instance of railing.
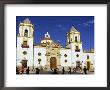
[75,49,80,52]
[21,44,29,48]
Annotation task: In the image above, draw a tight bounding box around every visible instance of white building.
[17,18,94,71]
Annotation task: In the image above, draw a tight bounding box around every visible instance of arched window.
[75,45,80,52]
[21,40,29,48]
[76,46,79,50]
[75,36,77,42]
[24,29,28,37]
[23,41,27,46]
[87,55,89,59]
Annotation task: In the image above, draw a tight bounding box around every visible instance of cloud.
[76,20,94,27]
[83,19,94,26]
[57,40,60,42]
[86,19,94,24]
[58,25,62,28]
[78,24,81,26]
[57,24,66,30]
[83,23,89,26]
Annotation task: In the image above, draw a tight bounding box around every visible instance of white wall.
[70,43,83,52]
[60,48,72,66]
[59,48,94,68]
[34,47,46,67]
[17,37,33,67]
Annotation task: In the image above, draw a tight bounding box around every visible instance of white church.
[17,18,94,71]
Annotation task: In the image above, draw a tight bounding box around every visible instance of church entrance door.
[50,57,57,69]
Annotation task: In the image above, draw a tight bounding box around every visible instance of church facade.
[17,18,94,71]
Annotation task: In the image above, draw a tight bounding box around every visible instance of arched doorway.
[21,59,28,68]
[50,57,57,69]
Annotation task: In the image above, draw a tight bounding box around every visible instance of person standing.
[26,66,30,74]
[16,67,19,74]
[62,67,65,74]
[68,67,71,74]
[21,66,24,74]
[83,66,87,74]
[53,68,58,74]
[35,68,40,74]
[73,67,76,73]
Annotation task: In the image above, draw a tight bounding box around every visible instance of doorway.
[50,57,57,69]
[21,60,27,68]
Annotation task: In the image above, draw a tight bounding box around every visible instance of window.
[75,46,80,52]
[21,41,29,48]
[75,36,77,42]
[76,46,78,49]
[64,60,67,63]
[24,29,28,37]
[64,54,67,57]
[23,41,27,46]
[76,54,79,57]
[38,59,41,64]
[46,35,48,37]
[23,51,27,55]
[87,55,89,59]
[45,52,50,56]
[38,52,41,56]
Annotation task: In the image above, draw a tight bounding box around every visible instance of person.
[21,66,24,74]
[51,68,53,71]
[40,66,43,70]
[53,68,58,74]
[26,66,30,74]
[68,67,71,74]
[16,67,19,74]
[83,66,87,74]
[73,67,76,73]
[62,67,65,74]
[35,68,40,74]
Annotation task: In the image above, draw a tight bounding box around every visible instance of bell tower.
[18,18,34,37]
[67,26,81,44]
[66,26,83,52]
[17,18,34,68]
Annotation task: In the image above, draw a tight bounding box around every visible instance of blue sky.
[16,16,94,50]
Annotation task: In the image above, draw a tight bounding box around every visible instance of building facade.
[17,18,94,71]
